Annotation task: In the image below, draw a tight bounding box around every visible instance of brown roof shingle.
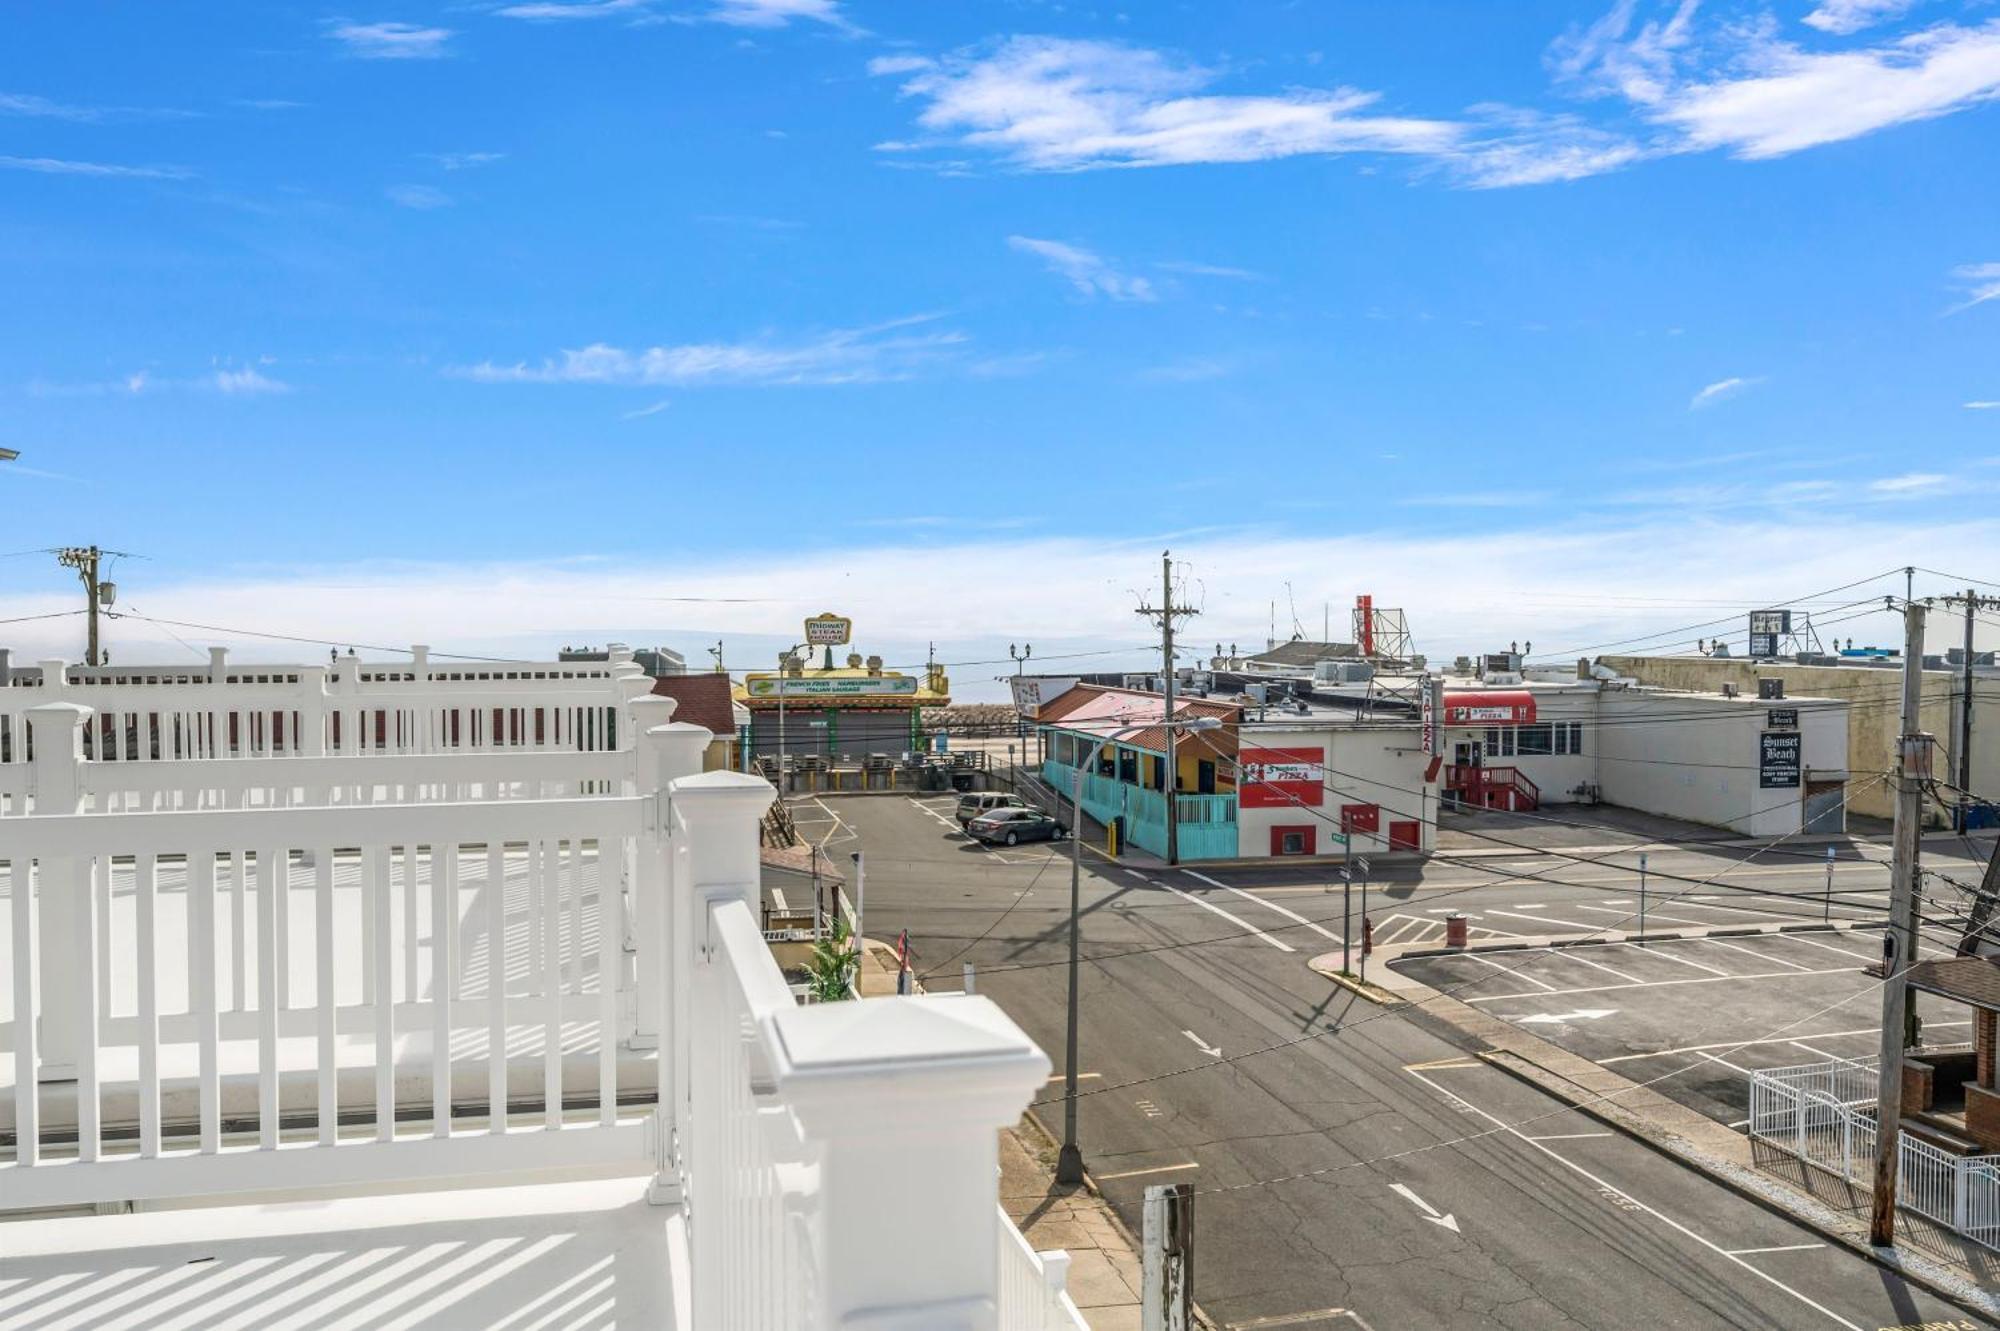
[649,673,738,736]
[1907,956,2000,1011]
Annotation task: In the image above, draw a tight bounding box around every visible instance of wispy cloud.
[495,0,649,19]
[0,91,192,122]
[424,151,506,170]
[1804,0,1924,36]
[0,155,190,180]
[1948,262,2000,314]
[386,183,452,209]
[1967,400,2000,410]
[456,315,965,387]
[329,22,453,60]
[707,0,851,30]
[211,367,290,395]
[1398,490,1555,509]
[28,363,290,397]
[1138,357,1232,383]
[1155,260,1263,281]
[1007,236,1156,302]
[1689,375,1761,409]
[496,0,849,26]
[1869,471,1948,496]
[620,399,671,420]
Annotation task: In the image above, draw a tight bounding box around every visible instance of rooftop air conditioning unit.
[1722,683,1738,698]
[1758,678,1785,700]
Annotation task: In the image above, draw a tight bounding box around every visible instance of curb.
[1390,917,1868,963]
[1304,958,1404,1006]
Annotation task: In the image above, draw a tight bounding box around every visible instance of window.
[1570,722,1584,755]
[1517,723,1553,756]
[1485,727,1515,758]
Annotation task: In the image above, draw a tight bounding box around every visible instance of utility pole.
[54,546,118,667]
[1135,552,1197,865]
[1872,596,1929,1247]
[1011,642,1032,768]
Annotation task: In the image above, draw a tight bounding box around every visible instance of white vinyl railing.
[2,692,1082,1329]
[1749,1058,2000,1252]
[0,644,649,767]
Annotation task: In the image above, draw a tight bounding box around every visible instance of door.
[1803,780,1845,835]
[1389,820,1421,852]
[1197,760,1216,794]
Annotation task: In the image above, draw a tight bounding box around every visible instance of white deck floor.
[0,1177,684,1330]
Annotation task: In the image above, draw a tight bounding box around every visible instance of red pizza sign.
[1240,746,1325,808]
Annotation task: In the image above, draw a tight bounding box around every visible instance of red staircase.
[1445,764,1540,813]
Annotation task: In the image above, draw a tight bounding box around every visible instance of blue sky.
[2,0,1998,691]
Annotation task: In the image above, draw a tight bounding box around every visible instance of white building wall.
[1234,722,1435,858]
[1593,691,1846,837]
[1440,686,1599,804]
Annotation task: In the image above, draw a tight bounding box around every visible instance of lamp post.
[775,641,808,797]
[1057,714,1222,1186]
[1010,643,1032,767]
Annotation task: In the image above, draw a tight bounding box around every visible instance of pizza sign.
[1240,746,1325,807]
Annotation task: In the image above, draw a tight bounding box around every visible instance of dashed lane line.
[1124,870,1297,952]
[1182,869,1344,942]
[1404,1066,1866,1330]
[1570,901,1715,929]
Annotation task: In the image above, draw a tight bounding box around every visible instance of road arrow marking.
[1517,1008,1618,1025]
[1182,1029,1222,1058]
[1389,1183,1461,1233]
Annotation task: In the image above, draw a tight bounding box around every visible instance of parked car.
[967,806,1067,847]
[955,791,1028,825]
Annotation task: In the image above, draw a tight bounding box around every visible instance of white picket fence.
[1749,1057,2000,1251]
[0,696,1085,1329]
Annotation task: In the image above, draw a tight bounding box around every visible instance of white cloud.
[1689,375,1761,408]
[1966,400,2000,409]
[0,91,192,121]
[496,0,647,19]
[0,155,189,180]
[386,183,452,209]
[211,367,290,395]
[707,0,849,29]
[1869,470,1947,495]
[1154,260,1262,281]
[620,399,671,419]
[425,151,506,170]
[1007,236,1157,302]
[330,22,453,60]
[1804,0,1923,36]
[456,315,965,386]
[1643,18,2000,158]
[4,519,1964,702]
[1949,262,2000,314]
[874,37,1463,172]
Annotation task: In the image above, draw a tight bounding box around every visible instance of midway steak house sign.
[1241,747,1326,807]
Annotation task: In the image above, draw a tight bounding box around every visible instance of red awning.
[1443,691,1536,725]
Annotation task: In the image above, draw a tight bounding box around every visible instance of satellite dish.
[97,581,116,606]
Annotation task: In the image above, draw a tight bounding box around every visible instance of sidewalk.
[856,938,1150,1329]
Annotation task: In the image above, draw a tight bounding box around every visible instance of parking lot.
[1392,928,1969,1128]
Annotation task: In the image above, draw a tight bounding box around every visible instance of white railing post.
[627,700,692,1050]
[299,665,330,757]
[652,758,754,1208]
[27,701,90,1082]
[775,993,1052,1331]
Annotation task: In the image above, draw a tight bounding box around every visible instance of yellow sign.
[804,612,852,646]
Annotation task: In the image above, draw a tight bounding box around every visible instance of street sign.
[1760,731,1802,788]
[1767,707,1800,730]
[1355,856,1371,877]
[803,612,852,646]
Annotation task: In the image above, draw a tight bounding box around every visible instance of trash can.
[1445,913,1468,948]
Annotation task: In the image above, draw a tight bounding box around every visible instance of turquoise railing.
[1041,759,1238,860]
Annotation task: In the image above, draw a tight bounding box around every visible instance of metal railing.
[1748,1058,2000,1251]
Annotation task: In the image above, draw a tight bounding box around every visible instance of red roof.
[649,673,738,736]
[1036,683,1239,754]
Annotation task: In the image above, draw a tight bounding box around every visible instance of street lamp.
[1056,713,1222,1186]
[775,641,809,796]
[1010,643,1032,766]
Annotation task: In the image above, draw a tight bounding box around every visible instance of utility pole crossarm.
[1133,552,1199,866]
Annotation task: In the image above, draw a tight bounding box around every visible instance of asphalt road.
[802,792,1994,1330]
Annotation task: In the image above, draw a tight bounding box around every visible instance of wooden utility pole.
[1872,597,1929,1246]
[54,546,110,666]
[1135,552,1197,864]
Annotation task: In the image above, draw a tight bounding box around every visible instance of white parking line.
[1404,1067,1864,1330]
[1697,1049,1753,1075]
[1531,949,1640,983]
[1463,965,1861,1004]
[1182,870,1343,942]
[1597,1028,1895,1065]
[1127,872,1296,952]
[1526,1132,1614,1142]
[1766,932,1875,964]
[1570,902,1711,928]
[1700,937,1813,972]
[1615,942,1729,976]
[1465,953,1558,992]
[1484,907,1606,932]
[1724,1244,1825,1257]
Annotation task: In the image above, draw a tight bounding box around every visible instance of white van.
[955,791,1028,826]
